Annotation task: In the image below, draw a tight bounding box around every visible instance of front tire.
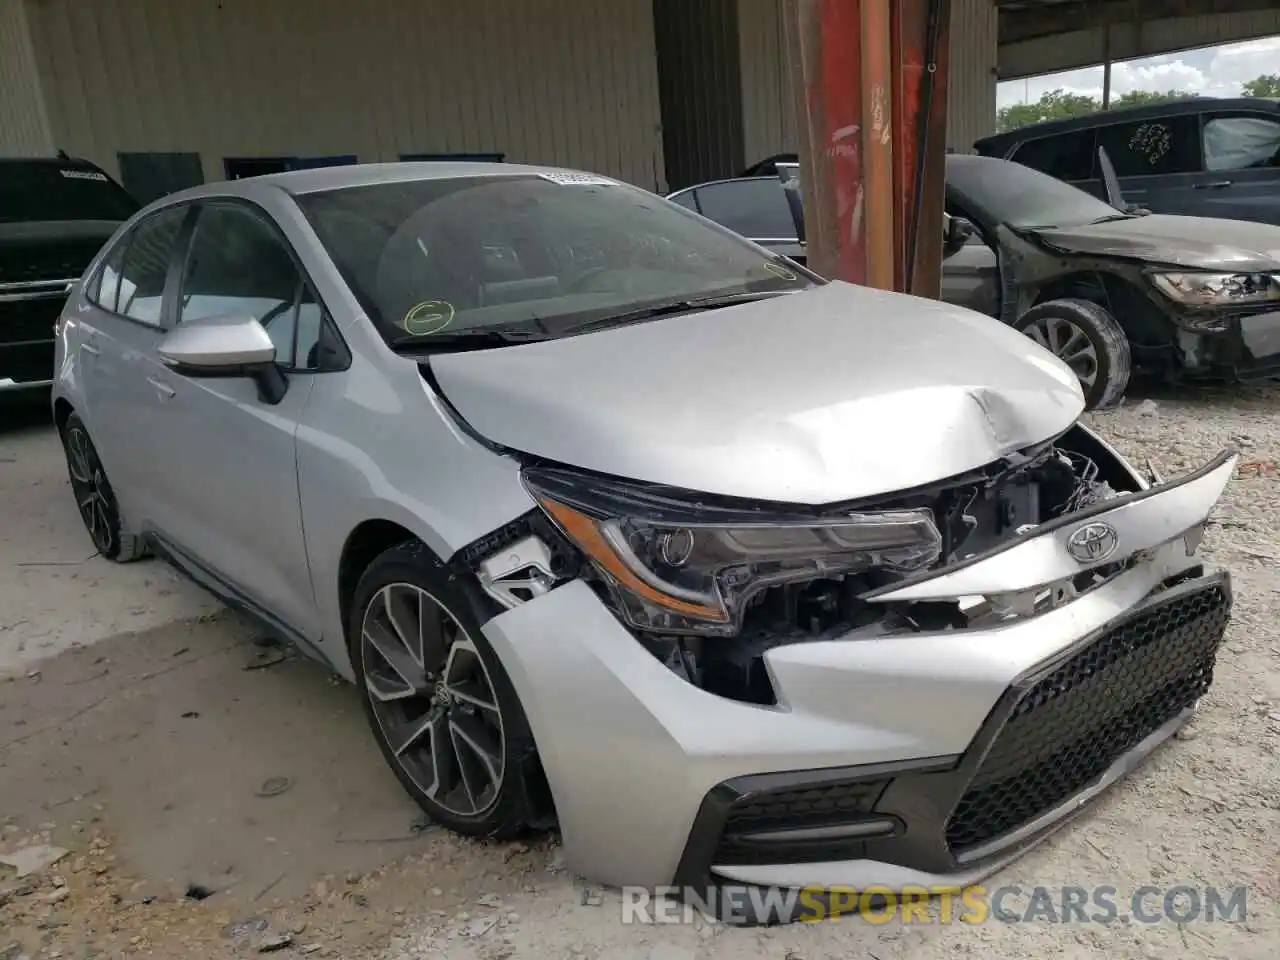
[349,539,536,839]
[59,412,148,562]
[1015,298,1131,410]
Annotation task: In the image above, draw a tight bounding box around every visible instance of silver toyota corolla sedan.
[52,162,1235,911]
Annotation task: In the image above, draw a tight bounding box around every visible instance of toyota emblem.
[1066,521,1119,564]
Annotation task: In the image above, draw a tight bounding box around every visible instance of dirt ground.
[2,389,1278,960]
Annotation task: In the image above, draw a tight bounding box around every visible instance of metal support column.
[783,0,952,297]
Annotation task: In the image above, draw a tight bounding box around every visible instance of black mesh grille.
[713,778,889,865]
[946,583,1230,854]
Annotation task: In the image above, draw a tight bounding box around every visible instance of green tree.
[1242,73,1280,98]
[1112,89,1196,107]
[996,88,1100,133]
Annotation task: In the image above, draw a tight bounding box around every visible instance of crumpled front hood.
[429,282,1084,504]
[1032,214,1280,272]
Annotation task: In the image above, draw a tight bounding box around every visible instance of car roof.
[158,161,619,205]
[973,95,1278,153]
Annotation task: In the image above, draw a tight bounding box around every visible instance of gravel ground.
[3,387,1278,960]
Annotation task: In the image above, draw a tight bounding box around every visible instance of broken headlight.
[1150,271,1280,307]
[523,467,942,636]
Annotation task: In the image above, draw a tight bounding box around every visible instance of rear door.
[77,204,194,529]
[1092,113,1204,215]
[1195,108,1280,225]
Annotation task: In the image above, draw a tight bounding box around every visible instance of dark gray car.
[670,154,1280,410]
[974,97,1280,226]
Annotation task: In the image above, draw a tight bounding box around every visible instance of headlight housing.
[523,467,942,636]
[1150,271,1279,307]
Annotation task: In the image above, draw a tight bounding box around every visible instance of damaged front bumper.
[481,451,1236,895]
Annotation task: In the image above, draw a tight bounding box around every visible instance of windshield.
[945,155,1120,229]
[0,162,141,224]
[295,173,814,346]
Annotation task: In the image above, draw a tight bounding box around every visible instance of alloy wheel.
[360,583,505,817]
[1024,316,1099,389]
[64,425,117,556]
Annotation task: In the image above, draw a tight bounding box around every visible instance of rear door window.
[1202,114,1280,171]
[1010,129,1097,181]
[689,179,797,239]
[110,206,188,325]
[1095,115,1201,177]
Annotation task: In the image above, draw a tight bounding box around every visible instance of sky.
[996,34,1280,107]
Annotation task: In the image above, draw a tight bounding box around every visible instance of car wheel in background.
[1015,298,1130,411]
[59,412,149,562]
[349,539,539,839]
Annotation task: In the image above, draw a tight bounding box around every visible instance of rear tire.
[348,539,539,839]
[1015,298,1130,410]
[59,412,149,562]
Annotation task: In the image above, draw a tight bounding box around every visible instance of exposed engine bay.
[470,423,1162,708]
[638,424,1146,705]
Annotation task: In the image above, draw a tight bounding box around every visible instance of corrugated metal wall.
[738,0,797,167]
[1000,9,1280,80]
[736,0,999,162]
[0,0,53,155]
[947,0,997,154]
[23,0,666,189]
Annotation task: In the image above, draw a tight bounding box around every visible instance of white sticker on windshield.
[536,171,618,187]
[59,169,108,181]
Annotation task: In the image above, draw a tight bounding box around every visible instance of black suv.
[974,97,1280,226]
[1,156,139,396]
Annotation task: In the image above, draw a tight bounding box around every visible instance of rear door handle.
[147,375,176,399]
[1194,180,1233,190]
[80,343,100,356]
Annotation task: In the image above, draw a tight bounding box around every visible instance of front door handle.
[1194,180,1233,190]
[147,376,176,399]
[81,343,100,356]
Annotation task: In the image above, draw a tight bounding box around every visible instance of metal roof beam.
[998,0,1278,45]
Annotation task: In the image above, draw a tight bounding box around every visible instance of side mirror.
[157,313,288,405]
[943,214,975,258]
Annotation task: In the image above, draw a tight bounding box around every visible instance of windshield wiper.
[564,290,791,335]
[1087,213,1138,225]
[386,326,544,353]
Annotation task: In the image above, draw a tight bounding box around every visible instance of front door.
[142,200,323,639]
[1195,109,1280,225]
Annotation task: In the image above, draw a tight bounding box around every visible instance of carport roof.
[997,0,1280,44]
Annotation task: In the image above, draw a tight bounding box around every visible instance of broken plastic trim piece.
[477,536,558,609]
[864,449,1236,603]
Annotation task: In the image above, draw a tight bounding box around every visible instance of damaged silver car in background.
[51,161,1235,921]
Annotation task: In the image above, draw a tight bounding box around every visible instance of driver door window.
[179,203,322,370]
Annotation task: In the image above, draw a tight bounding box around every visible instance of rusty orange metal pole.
[784,0,951,296]
[859,0,896,292]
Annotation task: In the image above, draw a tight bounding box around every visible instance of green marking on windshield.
[402,300,456,336]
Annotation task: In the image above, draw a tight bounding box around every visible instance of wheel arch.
[337,518,424,653]
[1031,269,1169,347]
[53,397,75,435]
